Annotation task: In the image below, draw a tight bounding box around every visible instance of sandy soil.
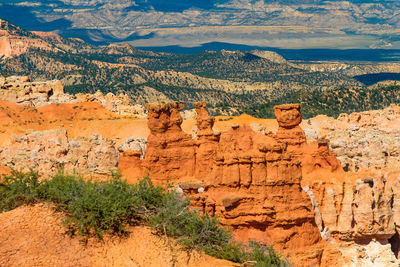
[0,203,237,267]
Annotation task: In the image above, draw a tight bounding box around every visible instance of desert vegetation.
[0,170,287,266]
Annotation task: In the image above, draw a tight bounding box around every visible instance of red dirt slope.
[0,204,237,267]
[0,100,149,146]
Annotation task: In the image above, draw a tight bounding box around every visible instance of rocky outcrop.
[0,26,56,58]
[0,76,64,106]
[298,105,400,264]
[143,101,196,180]
[118,137,147,160]
[274,104,306,157]
[193,101,219,179]
[303,174,398,243]
[75,90,146,117]
[121,101,400,266]
[321,240,400,267]
[2,96,400,265]
[0,129,119,175]
[0,76,146,117]
[303,104,400,172]
[124,101,324,266]
[194,123,323,266]
[272,104,341,175]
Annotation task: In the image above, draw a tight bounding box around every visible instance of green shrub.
[133,176,166,212]
[205,242,244,263]
[149,194,230,251]
[205,241,288,266]
[38,173,86,207]
[0,171,288,265]
[148,188,288,266]
[245,242,287,267]
[0,170,40,212]
[39,172,142,238]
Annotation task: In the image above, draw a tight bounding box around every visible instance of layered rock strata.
[143,101,196,179]
[0,31,56,58]
[302,168,400,266]
[295,105,400,263]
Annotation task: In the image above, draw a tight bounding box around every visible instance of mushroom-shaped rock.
[274,104,306,148]
[274,103,302,129]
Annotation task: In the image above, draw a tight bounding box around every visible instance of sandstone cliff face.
[0,35,56,58]
[0,20,63,58]
[296,105,400,260]
[303,173,397,242]
[295,105,400,265]
[300,163,400,265]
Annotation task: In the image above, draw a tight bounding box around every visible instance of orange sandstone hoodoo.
[123,102,333,266]
[122,102,400,265]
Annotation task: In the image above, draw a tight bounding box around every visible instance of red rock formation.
[0,35,56,58]
[193,101,219,179]
[130,101,324,266]
[197,124,323,263]
[301,139,342,174]
[128,101,400,265]
[143,102,195,180]
[0,20,60,58]
[271,104,342,174]
[0,95,398,265]
[274,104,306,148]
[0,37,11,57]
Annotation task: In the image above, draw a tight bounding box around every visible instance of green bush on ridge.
[39,172,143,237]
[0,170,41,211]
[0,170,288,266]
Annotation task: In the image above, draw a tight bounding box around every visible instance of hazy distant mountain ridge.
[0,0,399,48]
